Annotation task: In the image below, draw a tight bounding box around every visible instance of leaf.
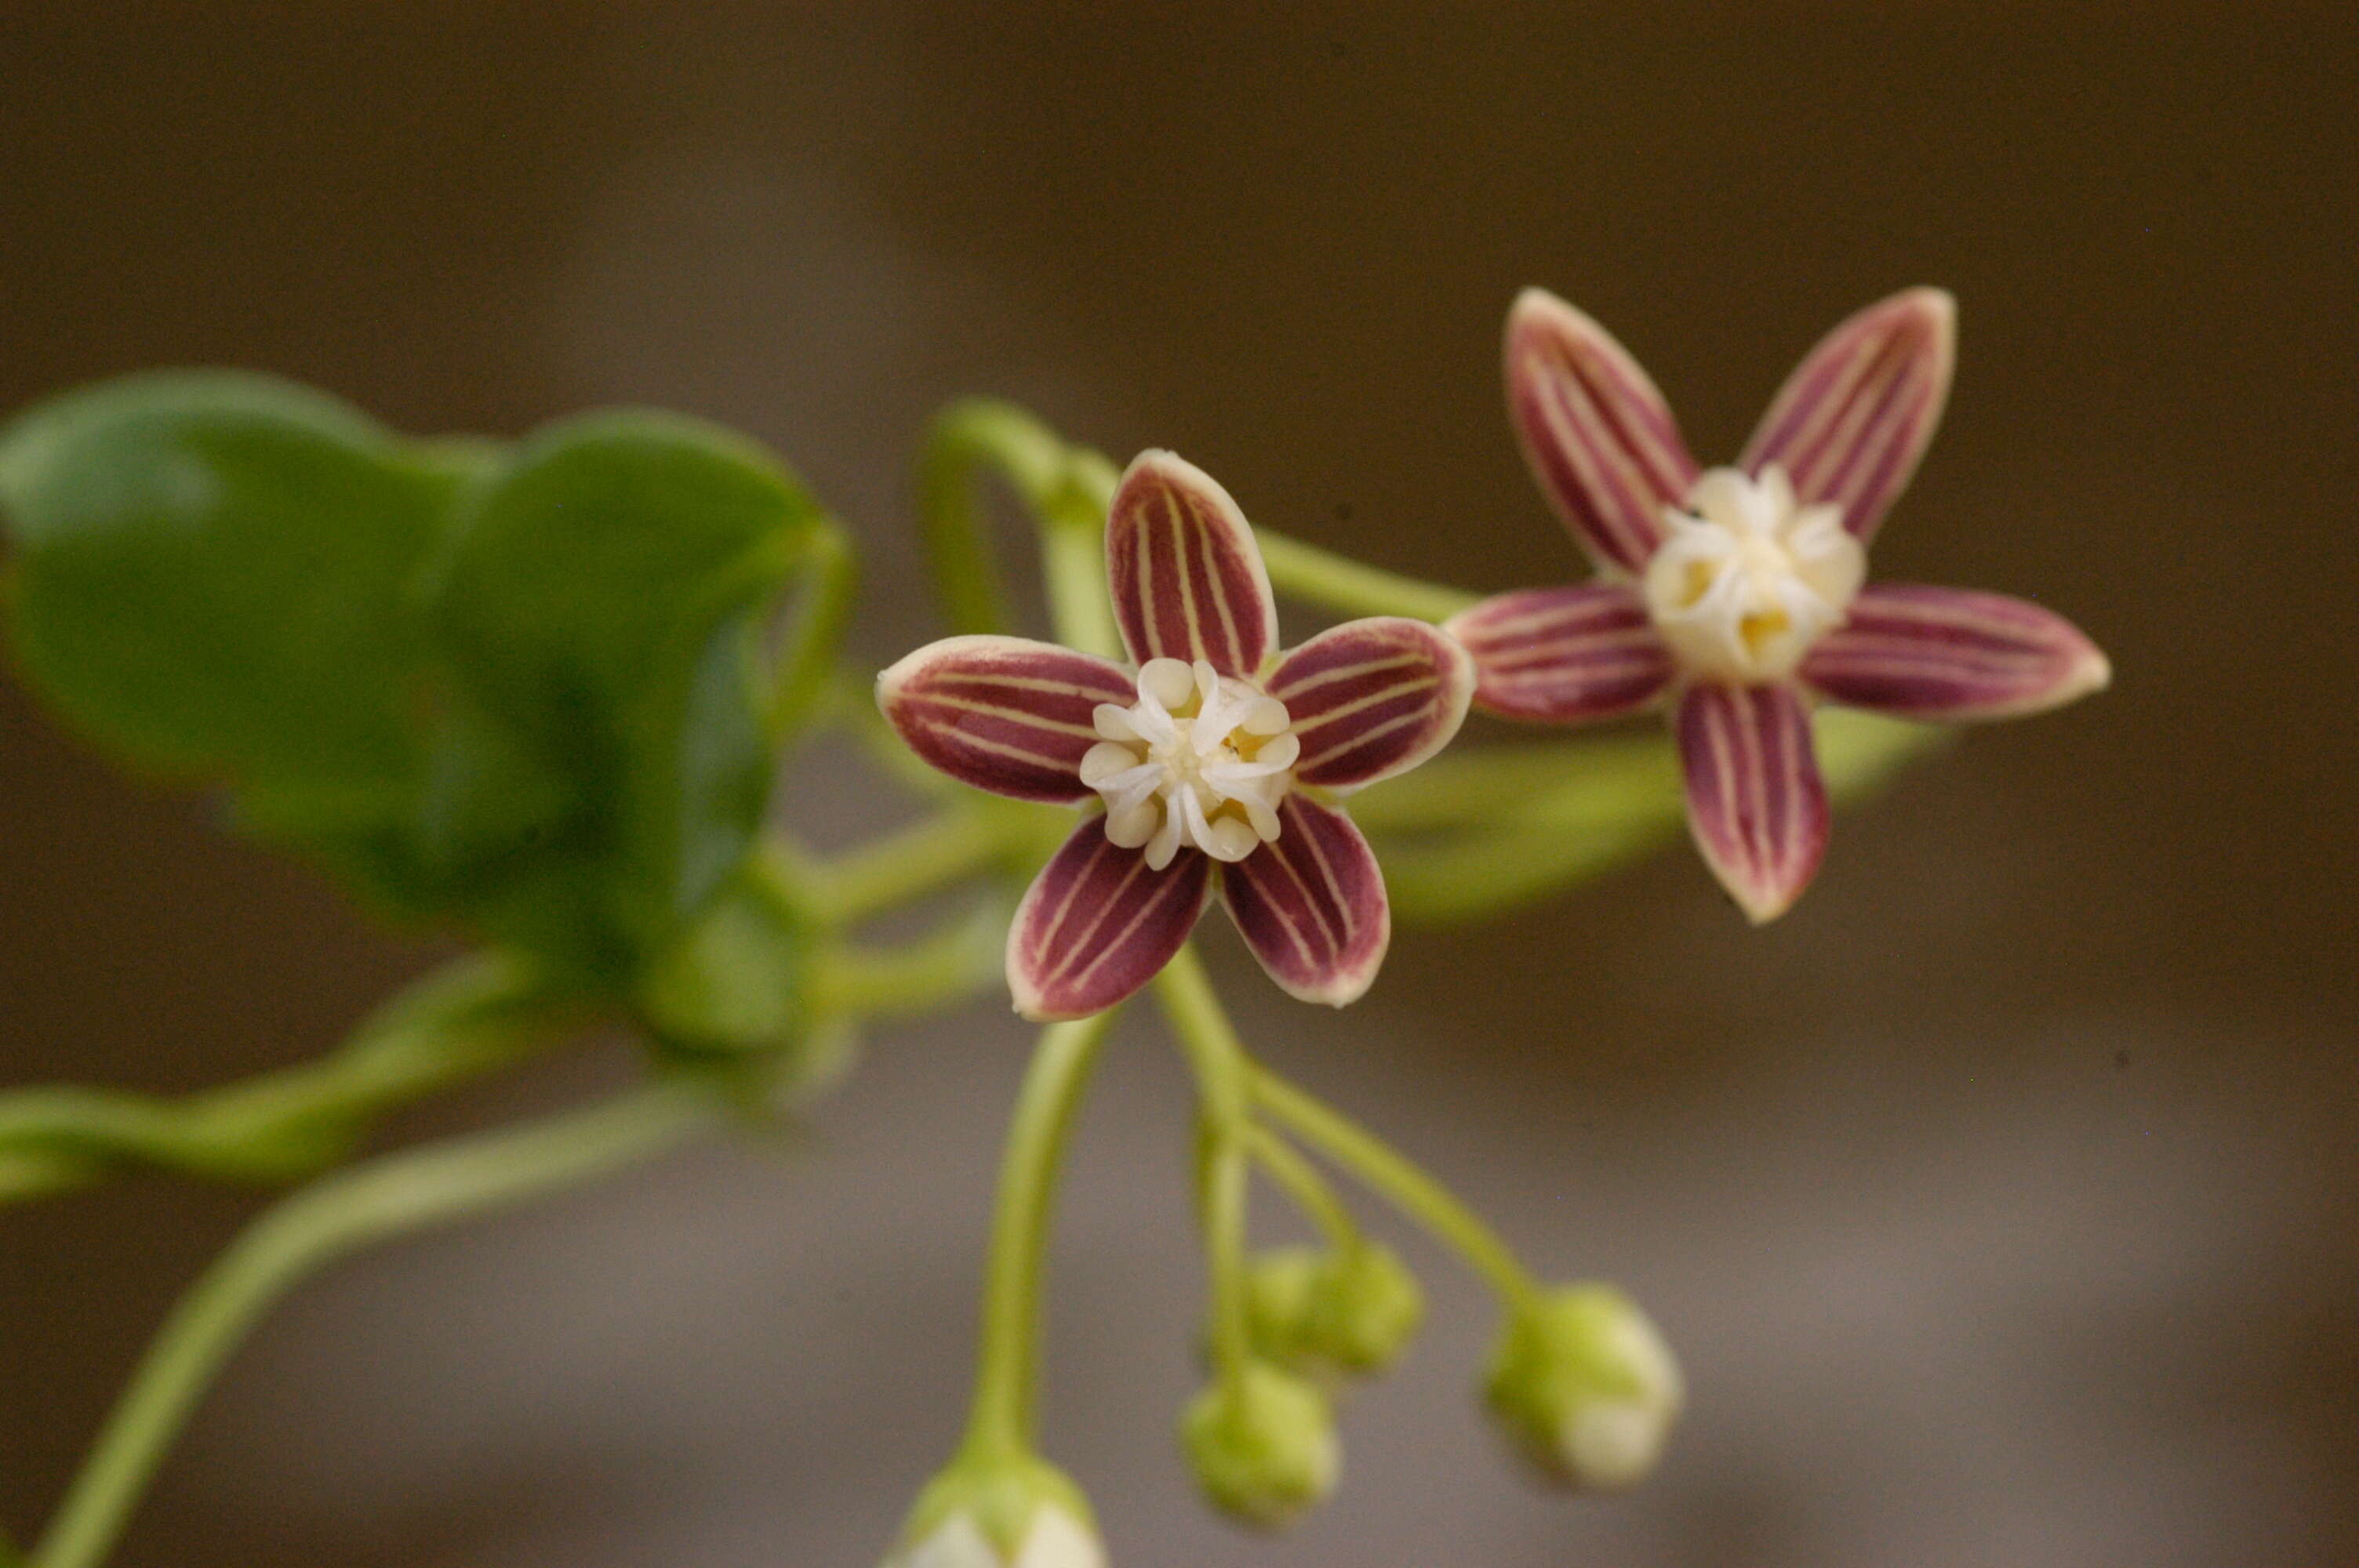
[0,372,458,794]
[432,411,827,958]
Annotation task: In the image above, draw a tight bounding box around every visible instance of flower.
[885,1455,1104,1568]
[1447,288,2111,920]
[1483,1283,1683,1492]
[881,451,1474,1019]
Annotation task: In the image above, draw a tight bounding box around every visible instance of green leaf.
[433,411,826,957]
[0,371,458,793]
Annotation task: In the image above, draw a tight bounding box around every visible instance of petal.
[1504,289,1700,575]
[1445,583,1676,724]
[1799,583,2111,720]
[878,634,1137,803]
[1105,450,1278,677]
[1219,796,1390,1007]
[1007,818,1212,1021]
[1675,683,1829,924]
[1265,616,1474,791]
[1739,288,1955,543]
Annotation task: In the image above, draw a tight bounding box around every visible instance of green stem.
[1150,948,1256,1385]
[1249,1125,1358,1250]
[31,1080,719,1568]
[960,1010,1122,1460]
[1249,1065,1541,1313]
[769,517,860,740]
[1252,529,1479,624]
[914,397,1121,659]
[809,898,1009,1021]
[779,808,1030,928]
[0,956,576,1207]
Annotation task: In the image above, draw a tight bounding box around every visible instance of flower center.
[1641,463,1866,683]
[1081,657,1299,870]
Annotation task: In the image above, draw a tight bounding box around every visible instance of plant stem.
[782,808,1030,928]
[1150,948,1256,1386]
[1249,1065,1542,1314]
[1249,1125,1359,1250]
[31,1079,720,1568]
[769,517,860,740]
[1252,528,1480,624]
[0,956,576,1207]
[809,898,1009,1021]
[960,1010,1122,1460]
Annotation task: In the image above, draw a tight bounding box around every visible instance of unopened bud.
[884,1454,1103,1568]
[1180,1362,1339,1528]
[1245,1243,1423,1380]
[1483,1284,1682,1491]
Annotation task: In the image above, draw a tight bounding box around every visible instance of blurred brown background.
[3,4,2355,1565]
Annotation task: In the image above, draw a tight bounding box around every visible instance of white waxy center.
[1642,463,1866,684]
[1081,657,1299,871]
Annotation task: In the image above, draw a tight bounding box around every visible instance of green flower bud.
[1301,1241,1423,1375]
[1180,1362,1340,1529]
[1245,1243,1425,1381]
[1483,1284,1683,1492]
[885,1454,1103,1568]
[1242,1247,1323,1363]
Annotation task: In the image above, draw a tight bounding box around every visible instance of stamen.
[1642,464,1865,684]
[1080,659,1303,868]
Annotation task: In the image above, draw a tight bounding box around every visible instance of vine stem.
[959,1009,1122,1460]
[1249,1065,1543,1314]
[31,1080,721,1568]
[1150,947,1256,1388]
[1252,528,1480,624]
[0,955,575,1207]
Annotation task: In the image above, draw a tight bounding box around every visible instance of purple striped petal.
[1007,818,1212,1021]
[1505,289,1700,575]
[1219,796,1389,1007]
[1106,450,1278,677]
[1676,684,1829,924]
[878,634,1136,804]
[1800,583,2110,720]
[1445,583,1676,724]
[1264,616,1474,791]
[1740,289,1955,544]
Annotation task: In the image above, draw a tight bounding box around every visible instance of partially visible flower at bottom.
[1448,285,2110,921]
[885,1454,1104,1568]
[1484,1284,1684,1492]
[880,449,1473,1020]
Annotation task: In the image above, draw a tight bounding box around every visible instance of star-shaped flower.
[881,452,1474,1019]
[1446,287,2110,921]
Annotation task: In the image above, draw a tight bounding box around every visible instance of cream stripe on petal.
[1273,652,1427,698]
[1059,862,1198,994]
[1289,677,1439,735]
[1042,851,1151,989]
[913,692,1106,739]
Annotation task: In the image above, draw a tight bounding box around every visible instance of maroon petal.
[1105,450,1278,677]
[878,634,1136,803]
[1445,583,1676,724]
[1505,289,1699,575]
[1740,288,1955,543]
[1676,684,1829,924]
[1007,818,1212,1020]
[1264,616,1474,791]
[1800,583,2110,720]
[1219,796,1389,1006]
